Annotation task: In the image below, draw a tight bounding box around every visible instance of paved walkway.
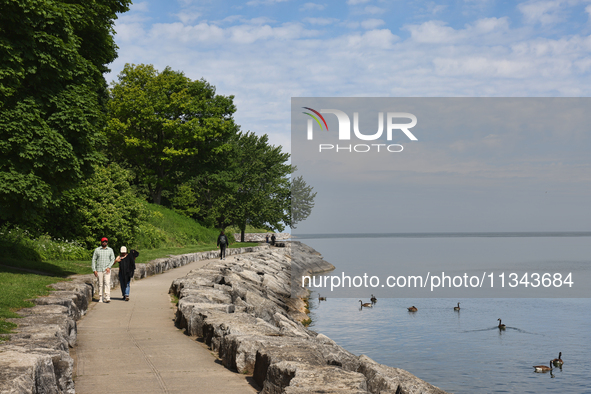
[72,256,257,394]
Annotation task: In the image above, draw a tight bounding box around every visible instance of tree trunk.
[152,186,162,205]
[241,228,245,242]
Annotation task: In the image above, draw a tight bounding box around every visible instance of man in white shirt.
[92,237,115,303]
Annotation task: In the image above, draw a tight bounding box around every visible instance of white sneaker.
[98,298,103,303]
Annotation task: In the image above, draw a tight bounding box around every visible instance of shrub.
[45,163,148,251]
[0,226,90,261]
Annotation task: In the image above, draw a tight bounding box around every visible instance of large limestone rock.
[262,361,368,394]
[357,355,448,394]
[0,348,74,394]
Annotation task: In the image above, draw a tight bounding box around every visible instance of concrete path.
[72,256,258,394]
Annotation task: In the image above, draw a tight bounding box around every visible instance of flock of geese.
[320,295,565,374]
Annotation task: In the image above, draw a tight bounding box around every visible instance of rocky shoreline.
[170,241,450,394]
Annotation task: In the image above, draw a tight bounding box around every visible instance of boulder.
[0,348,74,394]
[262,361,368,394]
[357,355,448,394]
[253,337,361,387]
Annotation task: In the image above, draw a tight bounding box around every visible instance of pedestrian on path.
[217,230,229,260]
[271,234,276,246]
[115,246,137,301]
[92,237,115,303]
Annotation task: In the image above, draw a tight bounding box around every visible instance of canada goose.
[497,318,506,329]
[370,294,377,303]
[552,352,563,366]
[408,306,418,312]
[359,300,372,308]
[454,302,460,311]
[318,295,326,301]
[533,360,553,373]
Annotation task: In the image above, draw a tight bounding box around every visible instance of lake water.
[298,234,591,394]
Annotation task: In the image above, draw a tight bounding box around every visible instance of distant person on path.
[115,246,137,301]
[265,234,269,243]
[217,230,229,260]
[92,237,115,303]
[271,234,276,246]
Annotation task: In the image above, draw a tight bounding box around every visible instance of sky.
[291,98,591,233]
[106,0,591,233]
[107,0,591,152]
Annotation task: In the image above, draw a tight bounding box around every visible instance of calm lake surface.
[299,234,591,394]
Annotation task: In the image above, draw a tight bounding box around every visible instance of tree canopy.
[175,131,293,239]
[105,63,240,205]
[229,131,292,240]
[0,0,131,227]
[290,174,317,229]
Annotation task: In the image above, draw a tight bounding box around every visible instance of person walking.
[92,237,115,303]
[115,246,137,301]
[271,234,276,246]
[265,234,269,243]
[217,230,229,260]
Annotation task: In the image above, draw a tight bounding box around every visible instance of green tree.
[45,163,147,249]
[290,174,317,229]
[105,63,239,205]
[171,183,201,218]
[0,0,131,227]
[229,132,292,241]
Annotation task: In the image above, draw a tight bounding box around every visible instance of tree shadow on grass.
[0,258,78,277]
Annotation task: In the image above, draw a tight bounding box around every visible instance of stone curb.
[0,245,271,394]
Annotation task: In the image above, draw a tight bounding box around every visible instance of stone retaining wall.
[170,242,450,394]
[233,233,291,243]
[0,245,270,394]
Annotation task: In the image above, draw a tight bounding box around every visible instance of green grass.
[0,266,67,339]
[137,204,220,249]
[0,257,92,276]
